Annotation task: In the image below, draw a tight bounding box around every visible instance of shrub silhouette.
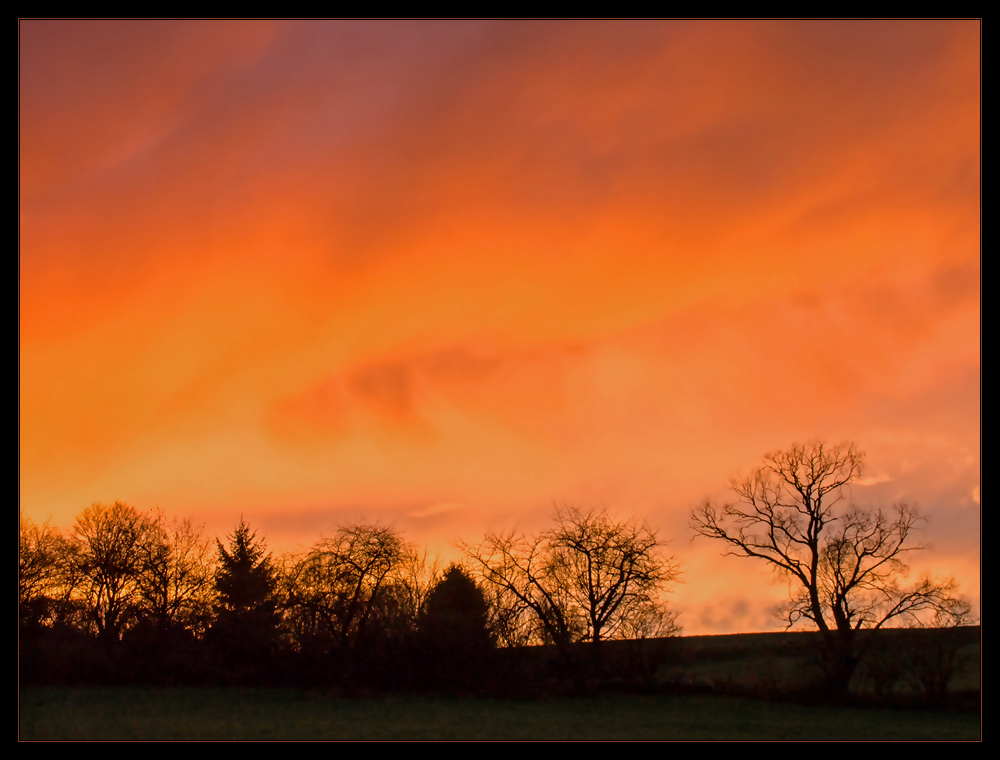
[417,565,495,691]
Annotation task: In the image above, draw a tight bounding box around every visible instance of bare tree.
[463,527,580,647]
[283,523,416,648]
[463,506,681,646]
[692,441,970,695]
[392,546,441,627]
[68,501,163,642]
[21,507,215,640]
[481,580,537,648]
[19,513,72,629]
[549,506,681,643]
[137,514,214,635]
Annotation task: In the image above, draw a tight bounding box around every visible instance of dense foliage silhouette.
[416,564,495,691]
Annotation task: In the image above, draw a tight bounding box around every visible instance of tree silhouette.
[464,527,577,647]
[416,564,495,691]
[209,518,279,679]
[280,523,428,688]
[19,513,70,632]
[463,506,681,647]
[547,506,681,643]
[419,565,493,648]
[692,441,970,696]
[283,523,413,651]
[137,514,213,635]
[67,501,162,643]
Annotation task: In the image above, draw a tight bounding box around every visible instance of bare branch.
[692,441,971,695]
[463,506,681,646]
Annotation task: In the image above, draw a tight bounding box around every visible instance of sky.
[19,20,980,635]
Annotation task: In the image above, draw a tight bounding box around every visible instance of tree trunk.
[818,629,860,700]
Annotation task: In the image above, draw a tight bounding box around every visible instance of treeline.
[20,440,976,698]
[19,502,677,691]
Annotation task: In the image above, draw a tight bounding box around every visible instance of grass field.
[19,688,981,740]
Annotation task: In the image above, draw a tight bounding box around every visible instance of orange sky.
[19,20,980,634]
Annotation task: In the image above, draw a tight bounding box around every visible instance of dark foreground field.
[19,688,980,740]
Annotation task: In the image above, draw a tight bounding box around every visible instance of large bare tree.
[691,441,970,693]
[68,501,163,642]
[463,506,681,646]
[137,514,215,634]
[283,523,418,649]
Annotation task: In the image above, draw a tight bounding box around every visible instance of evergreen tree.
[420,565,492,645]
[209,518,279,681]
[417,565,494,691]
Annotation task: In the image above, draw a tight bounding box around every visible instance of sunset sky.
[19,20,980,635]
